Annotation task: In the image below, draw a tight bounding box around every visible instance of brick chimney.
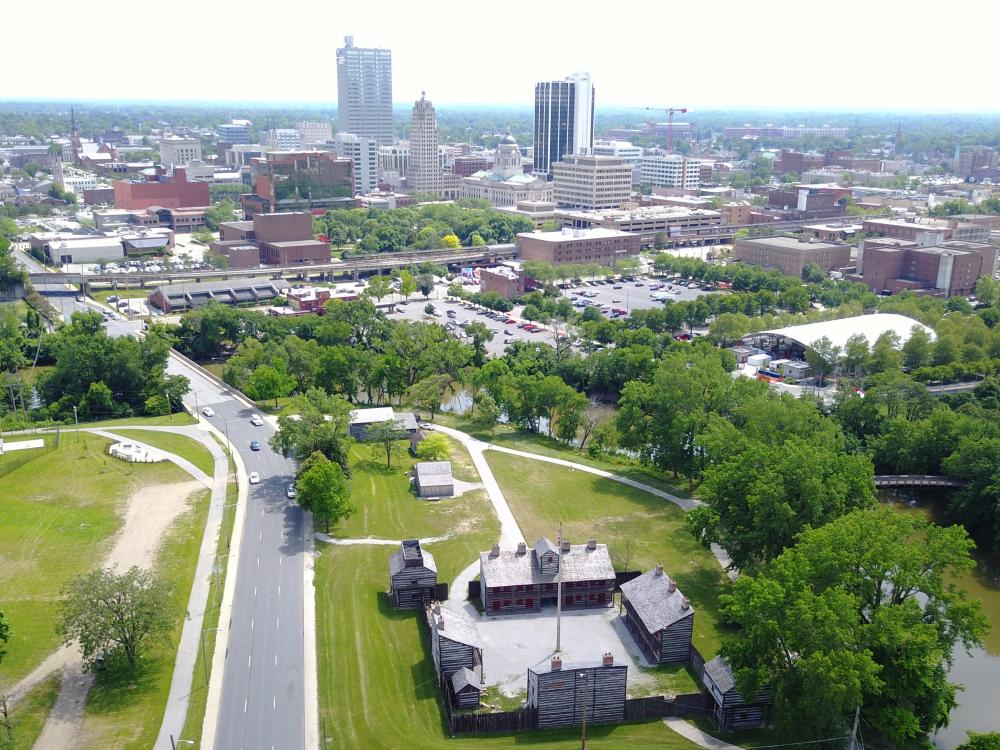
[490,543,500,557]
[586,538,597,551]
[654,563,664,577]
[602,652,614,667]
[437,616,446,629]
[432,601,441,615]
[561,539,571,553]
[668,579,677,593]
[516,542,527,555]
[681,597,690,610]
[551,655,562,671]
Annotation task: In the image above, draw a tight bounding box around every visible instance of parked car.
[249,472,261,484]
[249,414,263,426]
[250,440,261,451]
[419,421,435,431]
[202,407,216,417]
[286,484,297,499]
[504,329,514,335]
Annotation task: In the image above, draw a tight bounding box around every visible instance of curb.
[303,512,319,750]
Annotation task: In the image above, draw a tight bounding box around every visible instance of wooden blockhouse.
[527,653,627,729]
[388,539,437,609]
[426,602,483,684]
[619,563,694,664]
[702,655,773,730]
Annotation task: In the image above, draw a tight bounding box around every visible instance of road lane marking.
[253,585,257,597]
[248,654,252,668]
[273,696,276,710]
[250,618,254,631]
[274,653,278,666]
[277,585,280,596]
[276,616,279,629]
[244,698,247,713]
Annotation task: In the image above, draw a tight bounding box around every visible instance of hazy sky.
[7,0,998,111]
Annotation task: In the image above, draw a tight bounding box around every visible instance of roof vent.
[654,563,664,577]
[668,579,677,593]
[516,542,527,555]
[681,597,690,610]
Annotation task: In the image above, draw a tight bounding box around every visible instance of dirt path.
[30,479,201,750]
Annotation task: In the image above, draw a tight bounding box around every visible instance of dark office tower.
[336,35,394,146]
[533,72,594,177]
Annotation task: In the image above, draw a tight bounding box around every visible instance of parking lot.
[559,276,713,315]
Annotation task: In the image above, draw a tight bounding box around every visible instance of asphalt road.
[168,361,306,750]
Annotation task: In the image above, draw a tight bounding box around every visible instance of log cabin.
[702,655,773,729]
[450,667,482,710]
[388,539,437,609]
[527,653,627,729]
[479,538,616,616]
[426,602,483,684]
[619,563,694,664]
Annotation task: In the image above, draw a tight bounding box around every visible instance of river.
[883,491,1000,748]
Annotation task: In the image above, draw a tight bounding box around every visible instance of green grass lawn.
[113,429,215,477]
[77,487,212,748]
[485,451,731,658]
[434,414,694,499]
[8,674,61,750]
[178,440,238,745]
[0,432,190,689]
[73,413,196,429]
[91,288,152,303]
[315,545,703,750]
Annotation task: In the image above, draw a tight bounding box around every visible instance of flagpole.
[556,522,563,654]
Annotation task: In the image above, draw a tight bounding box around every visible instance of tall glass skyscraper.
[336,35,394,146]
[533,72,595,178]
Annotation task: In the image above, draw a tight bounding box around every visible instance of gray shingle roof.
[620,568,694,633]
[480,541,615,589]
[703,656,735,693]
[431,606,482,649]
[415,461,453,483]
[388,540,437,578]
[451,667,480,693]
[533,537,558,558]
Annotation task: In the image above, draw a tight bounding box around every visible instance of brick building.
[113,168,210,210]
[211,211,329,266]
[517,227,640,266]
[862,217,990,245]
[243,151,354,216]
[852,240,997,297]
[479,264,526,299]
[733,235,851,278]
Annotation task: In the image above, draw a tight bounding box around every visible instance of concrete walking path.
[315,533,453,546]
[663,717,745,750]
[13,424,228,750]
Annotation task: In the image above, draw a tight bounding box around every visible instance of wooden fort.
[619,563,694,664]
[527,653,627,729]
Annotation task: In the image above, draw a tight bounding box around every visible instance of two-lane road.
[168,359,307,750]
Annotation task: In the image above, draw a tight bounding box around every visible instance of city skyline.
[6,0,1000,112]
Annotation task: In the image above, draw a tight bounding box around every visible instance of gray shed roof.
[431,606,482,649]
[534,537,559,558]
[703,656,735,694]
[620,568,694,633]
[480,540,615,588]
[415,461,453,483]
[451,667,481,693]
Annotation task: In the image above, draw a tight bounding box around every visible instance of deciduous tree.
[415,432,450,461]
[295,451,354,533]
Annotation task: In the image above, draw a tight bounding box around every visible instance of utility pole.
[555,522,563,654]
[73,405,79,442]
[580,670,589,749]
[165,390,172,422]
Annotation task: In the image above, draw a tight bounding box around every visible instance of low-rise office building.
[517,227,640,266]
[149,279,291,313]
[733,235,851,278]
[479,264,527,299]
[552,155,632,210]
[556,205,724,247]
[851,239,997,297]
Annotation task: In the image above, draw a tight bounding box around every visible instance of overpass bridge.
[27,245,518,291]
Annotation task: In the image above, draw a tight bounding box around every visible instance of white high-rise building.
[407,93,444,197]
[639,152,701,190]
[533,71,595,177]
[298,121,333,148]
[266,128,301,151]
[336,36,393,146]
[334,132,379,195]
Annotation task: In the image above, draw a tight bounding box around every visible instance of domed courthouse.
[459,131,553,207]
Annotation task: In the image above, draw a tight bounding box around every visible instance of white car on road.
[419,422,435,431]
[249,472,261,484]
[202,407,216,417]
[249,414,264,426]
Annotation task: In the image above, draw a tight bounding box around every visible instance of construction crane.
[646,106,688,153]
